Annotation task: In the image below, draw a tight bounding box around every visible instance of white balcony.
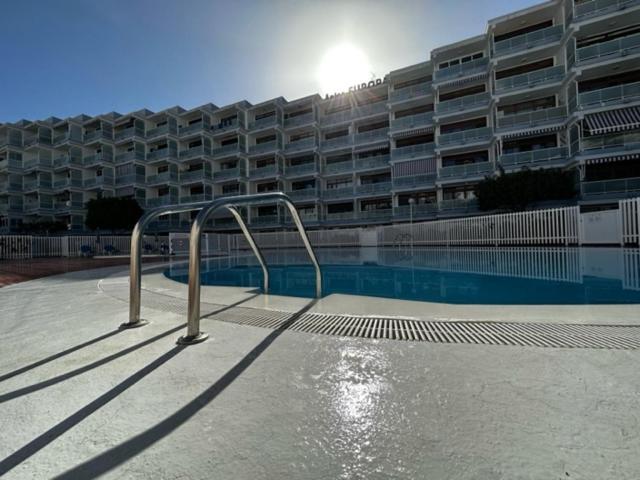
[500,146,568,168]
[439,162,493,179]
[578,82,640,109]
[493,25,564,57]
[576,32,640,65]
[495,65,565,94]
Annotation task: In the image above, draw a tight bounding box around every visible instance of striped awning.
[501,124,564,139]
[392,126,434,139]
[585,152,640,165]
[353,143,389,154]
[392,158,437,177]
[584,106,640,135]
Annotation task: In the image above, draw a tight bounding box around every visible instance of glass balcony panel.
[146,171,179,184]
[286,188,318,199]
[354,128,389,144]
[284,137,316,152]
[581,131,640,154]
[322,186,354,199]
[394,203,438,217]
[249,164,281,179]
[392,173,437,188]
[574,0,640,20]
[355,182,392,195]
[284,113,315,128]
[494,25,564,56]
[324,160,353,174]
[497,106,567,130]
[358,209,393,220]
[576,32,640,64]
[581,176,640,196]
[439,161,493,178]
[213,166,247,180]
[434,57,489,81]
[390,112,434,132]
[147,147,177,161]
[180,170,209,182]
[438,127,493,146]
[495,65,565,93]
[389,81,433,102]
[391,142,436,161]
[578,82,640,108]
[322,135,353,150]
[500,146,568,167]
[286,162,317,176]
[115,151,145,164]
[436,92,491,115]
[354,155,390,170]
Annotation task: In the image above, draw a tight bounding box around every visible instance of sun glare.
[317,43,372,96]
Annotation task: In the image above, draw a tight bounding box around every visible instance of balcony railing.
[500,146,568,167]
[84,130,112,142]
[285,188,318,200]
[249,115,280,130]
[53,178,83,189]
[249,164,281,179]
[284,137,316,153]
[284,113,315,128]
[436,92,491,115]
[211,118,244,133]
[83,176,114,188]
[574,0,640,20]
[392,173,437,189]
[495,65,565,93]
[115,174,146,185]
[249,140,281,155]
[581,176,640,196]
[146,124,174,138]
[354,128,389,145]
[578,81,640,108]
[391,142,435,161]
[434,57,489,82]
[581,131,640,154]
[576,32,640,64]
[180,145,210,160]
[180,169,209,182]
[394,203,438,217]
[497,106,567,131]
[23,179,52,190]
[353,102,388,118]
[322,135,353,150]
[389,81,432,102]
[115,151,145,164]
[178,123,206,136]
[147,147,177,161]
[53,132,83,145]
[217,184,247,198]
[358,209,393,220]
[146,172,179,184]
[321,110,353,125]
[354,155,390,170]
[53,155,83,168]
[23,157,53,169]
[213,166,246,181]
[493,25,564,57]
[213,143,244,157]
[355,182,392,195]
[438,127,493,146]
[114,127,145,141]
[251,215,281,226]
[390,112,434,132]
[286,162,317,176]
[439,161,494,179]
[24,200,53,213]
[322,186,354,199]
[439,198,479,211]
[324,160,353,174]
[83,153,112,166]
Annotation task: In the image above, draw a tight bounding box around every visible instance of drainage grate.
[98,279,640,350]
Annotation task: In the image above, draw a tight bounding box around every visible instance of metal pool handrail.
[179,192,322,345]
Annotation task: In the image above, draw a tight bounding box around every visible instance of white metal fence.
[621,197,640,245]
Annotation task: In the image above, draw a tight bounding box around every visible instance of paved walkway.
[0,265,639,479]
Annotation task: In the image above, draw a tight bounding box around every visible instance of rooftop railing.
[438,127,493,146]
[495,65,565,93]
[390,112,434,132]
[439,161,493,179]
[391,142,435,161]
[389,81,433,102]
[574,0,640,21]
[576,32,640,64]
[497,105,567,130]
[500,146,568,167]
[493,25,564,57]
[436,92,491,115]
[434,57,489,82]
[578,81,640,108]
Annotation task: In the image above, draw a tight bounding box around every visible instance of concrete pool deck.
[1,264,639,479]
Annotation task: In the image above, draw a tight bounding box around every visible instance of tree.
[476,168,577,212]
[85,197,144,232]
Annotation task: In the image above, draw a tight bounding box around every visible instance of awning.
[501,124,564,139]
[585,153,640,165]
[584,106,640,135]
[391,126,434,138]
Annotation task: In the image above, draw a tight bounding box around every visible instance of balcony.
[438,127,493,147]
[147,124,175,139]
[83,152,112,166]
[323,160,353,174]
[217,184,247,198]
[180,169,210,182]
[286,188,318,200]
[249,115,281,130]
[391,142,436,161]
[211,118,245,134]
[497,106,567,131]
[115,151,145,164]
[284,113,315,128]
[179,194,210,204]
[146,196,179,208]
[24,200,53,214]
[355,182,392,195]
[249,140,282,155]
[53,132,82,145]
[576,32,640,65]
[146,171,179,185]
[390,112,434,133]
[436,92,491,116]
[394,203,438,218]
[581,176,640,197]
[354,155,390,170]
[53,155,83,168]
[322,186,354,200]
[84,176,115,188]
[23,157,53,170]
[580,131,640,154]
[84,130,112,143]
[23,135,52,149]
[212,143,244,158]
[178,123,207,137]
[23,178,52,191]
[115,174,146,186]
[321,110,353,126]
[500,146,568,168]
[354,128,389,145]
[434,57,489,82]
[439,161,494,179]
[147,148,177,162]
[53,177,83,189]
[284,137,316,153]
[358,209,393,220]
[493,25,564,57]
[392,173,437,189]
[180,145,210,160]
[249,164,281,179]
[285,162,317,177]
[322,135,353,151]
[495,65,565,94]
[353,102,388,118]
[578,82,640,109]
[114,127,145,142]
[213,166,246,182]
[325,211,356,222]
[574,0,640,21]
[251,215,281,227]
[439,198,479,211]
[389,81,432,103]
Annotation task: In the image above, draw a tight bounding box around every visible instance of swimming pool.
[165,247,640,305]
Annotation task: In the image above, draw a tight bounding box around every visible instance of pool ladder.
[121,192,323,345]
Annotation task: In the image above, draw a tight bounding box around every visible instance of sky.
[0,0,543,123]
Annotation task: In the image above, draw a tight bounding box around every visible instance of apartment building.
[1,0,638,232]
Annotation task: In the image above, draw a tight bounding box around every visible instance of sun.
[317,43,372,96]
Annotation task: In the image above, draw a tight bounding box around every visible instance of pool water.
[165,247,640,305]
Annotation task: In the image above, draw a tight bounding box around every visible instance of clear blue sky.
[0,0,541,123]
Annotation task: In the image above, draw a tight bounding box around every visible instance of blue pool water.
[165,247,640,305]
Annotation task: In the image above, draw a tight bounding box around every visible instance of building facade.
[1,0,639,233]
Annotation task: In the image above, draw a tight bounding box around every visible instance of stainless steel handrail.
[227,206,270,293]
[178,192,322,345]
